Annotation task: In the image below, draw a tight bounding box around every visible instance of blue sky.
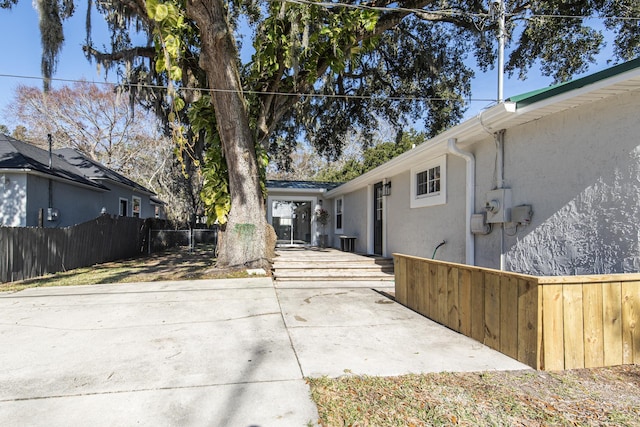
[0,2,117,114]
[0,2,620,128]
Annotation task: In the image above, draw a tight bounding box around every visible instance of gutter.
[447,138,475,266]
[326,102,517,198]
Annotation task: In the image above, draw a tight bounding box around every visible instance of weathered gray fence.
[0,215,153,283]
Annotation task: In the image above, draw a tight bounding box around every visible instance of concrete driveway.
[0,278,529,426]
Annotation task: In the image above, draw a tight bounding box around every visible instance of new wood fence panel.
[583,283,604,368]
[416,259,429,315]
[500,275,519,360]
[563,284,585,370]
[518,278,540,369]
[392,254,640,371]
[436,264,448,325]
[542,285,565,370]
[602,282,623,366]
[407,257,419,312]
[621,281,640,364]
[470,269,485,343]
[459,269,472,337]
[428,262,438,319]
[447,265,460,331]
[484,273,501,350]
[394,256,407,305]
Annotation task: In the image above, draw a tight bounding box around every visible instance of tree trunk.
[187,0,269,269]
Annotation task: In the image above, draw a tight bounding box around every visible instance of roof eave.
[266,186,328,195]
[90,177,155,196]
[1,168,110,192]
[326,102,517,198]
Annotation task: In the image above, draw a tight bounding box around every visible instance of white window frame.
[410,155,447,208]
[119,198,129,216]
[132,196,141,218]
[335,196,344,233]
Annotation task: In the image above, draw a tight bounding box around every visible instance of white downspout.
[447,138,475,266]
[495,130,506,270]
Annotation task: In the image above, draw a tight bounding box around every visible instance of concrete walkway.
[0,277,530,426]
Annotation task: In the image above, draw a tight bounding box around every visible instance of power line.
[274,0,640,21]
[0,73,496,103]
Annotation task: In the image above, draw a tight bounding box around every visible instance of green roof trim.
[507,57,640,108]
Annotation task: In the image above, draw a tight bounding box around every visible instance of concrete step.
[275,276,394,282]
[275,280,395,288]
[272,249,394,284]
[274,270,394,280]
[273,265,393,272]
[272,261,394,268]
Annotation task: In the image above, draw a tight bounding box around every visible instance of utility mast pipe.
[497,0,506,103]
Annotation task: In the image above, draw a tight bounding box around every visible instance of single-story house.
[267,58,640,276]
[0,135,165,227]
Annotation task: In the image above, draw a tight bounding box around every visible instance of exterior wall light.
[383,181,392,196]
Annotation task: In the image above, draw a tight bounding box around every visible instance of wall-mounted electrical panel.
[471,213,491,234]
[47,207,59,221]
[485,188,511,223]
[511,204,533,225]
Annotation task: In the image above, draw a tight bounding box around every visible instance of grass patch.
[308,366,640,426]
[1,246,253,292]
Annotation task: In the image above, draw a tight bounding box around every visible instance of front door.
[373,182,383,255]
[271,200,313,246]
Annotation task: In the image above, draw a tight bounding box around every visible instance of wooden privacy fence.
[394,253,640,371]
[0,215,153,283]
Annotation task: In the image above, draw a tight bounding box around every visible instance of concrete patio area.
[0,269,530,426]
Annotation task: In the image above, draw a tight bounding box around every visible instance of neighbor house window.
[335,197,343,232]
[410,155,446,208]
[132,196,141,218]
[119,198,128,216]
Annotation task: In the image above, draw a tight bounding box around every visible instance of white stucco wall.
[0,173,27,227]
[474,89,640,275]
[385,157,467,262]
[340,186,368,253]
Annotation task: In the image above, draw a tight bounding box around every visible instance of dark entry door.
[373,182,383,255]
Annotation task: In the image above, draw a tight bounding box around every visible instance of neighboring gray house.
[0,135,164,227]
[273,58,640,276]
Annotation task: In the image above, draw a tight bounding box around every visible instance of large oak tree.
[3,0,639,268]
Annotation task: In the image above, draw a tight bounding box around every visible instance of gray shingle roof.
[266,180,343,191]
[54,148,154,195]
[0,134,108,190]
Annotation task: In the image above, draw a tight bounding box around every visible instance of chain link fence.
[148,228,218,254]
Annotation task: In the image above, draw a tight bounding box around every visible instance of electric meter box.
[485,189,511,223]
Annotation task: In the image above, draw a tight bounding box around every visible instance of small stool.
[339,236,357,252]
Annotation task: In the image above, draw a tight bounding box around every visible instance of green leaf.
[155,59,165,73]
[154,4,169,21]
[146,0,158,19]
[170,65,182,81]
[174,96,185,111]
[164,34,180,56]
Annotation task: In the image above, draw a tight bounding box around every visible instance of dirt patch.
[309,365,640,426]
